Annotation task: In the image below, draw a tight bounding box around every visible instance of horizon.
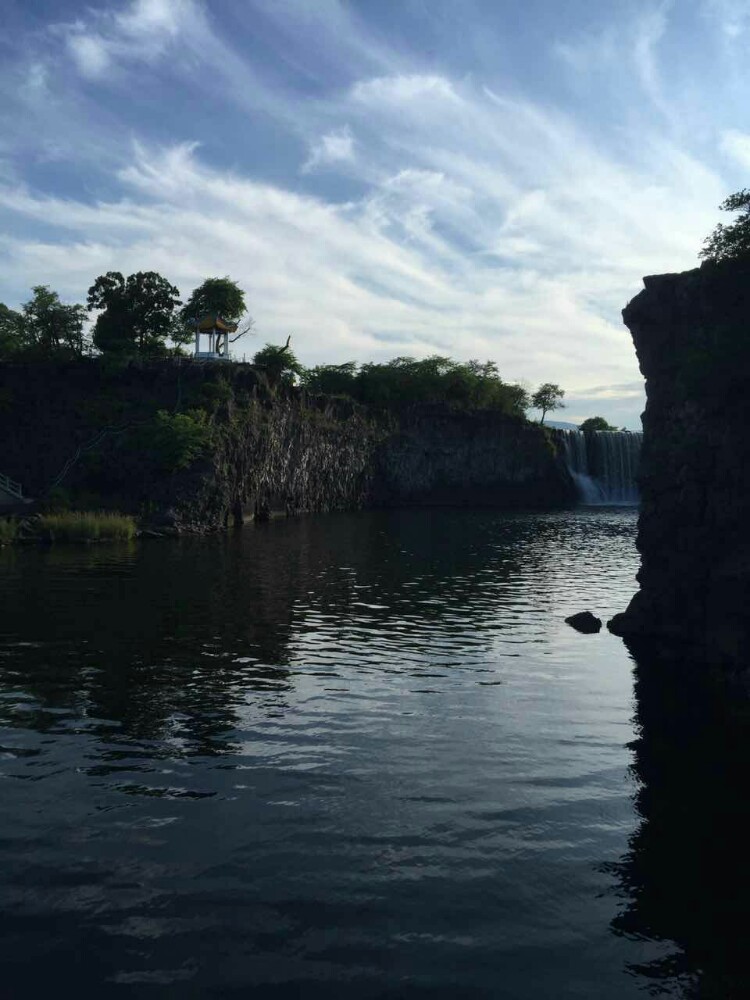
[3,1,750,429]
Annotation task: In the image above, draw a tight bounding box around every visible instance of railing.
[0,472,23,500]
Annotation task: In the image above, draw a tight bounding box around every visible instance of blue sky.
[2,0,750,427]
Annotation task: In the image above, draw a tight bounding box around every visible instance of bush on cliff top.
[301,356,530,417]
[701,189,750,262]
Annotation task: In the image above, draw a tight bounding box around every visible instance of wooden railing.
[0,472,23,500]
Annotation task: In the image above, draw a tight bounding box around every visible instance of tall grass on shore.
[0,518,19,545]
[37,511,136,542]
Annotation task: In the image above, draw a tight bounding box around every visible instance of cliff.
[0,361,574,529]
[610,257,750,662]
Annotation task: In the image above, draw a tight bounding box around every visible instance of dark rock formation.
[565,611,602,634]
[609,258,750,663]
[374,406,573,508]
[0,361,575,531]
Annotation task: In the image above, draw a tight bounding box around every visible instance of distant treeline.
[0,273,562,420]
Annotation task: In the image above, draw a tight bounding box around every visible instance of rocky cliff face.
[0,361,574,529]
[610,258,750,663]
[374,406,572,507]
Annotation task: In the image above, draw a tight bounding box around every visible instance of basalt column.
[609,258,750,664]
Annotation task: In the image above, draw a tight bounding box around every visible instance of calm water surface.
[0,508,747,998]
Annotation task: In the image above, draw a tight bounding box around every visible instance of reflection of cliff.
[0,538,301,752]
[0,510,535,752]
[611,643,750,996]
[611,259,750,661]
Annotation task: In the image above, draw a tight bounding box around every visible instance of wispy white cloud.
[302,127,356,173]
[352,74,459,106]
[702,0,750,36]
[59,0,195,79]
[632,4,671,116]
[720,128,750,168]
[554,2,673,118]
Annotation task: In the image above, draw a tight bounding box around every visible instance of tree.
[0,303,23,359]
[180,276,247,323]
[87,271,181,356]
[252,338,303,387]
[301,362,359,396]
[13,286,88,360]
[700,190,750,262]
[531,383,565,424]
[579,416,616,433]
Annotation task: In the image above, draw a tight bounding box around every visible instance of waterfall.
[558,430,642,504]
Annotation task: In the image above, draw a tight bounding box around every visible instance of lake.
[1,507,747,998]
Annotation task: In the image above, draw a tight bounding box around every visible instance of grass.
[0,517,19,545]
[37,511,137,543]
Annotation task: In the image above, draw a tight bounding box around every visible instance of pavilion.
[193,314,238,360]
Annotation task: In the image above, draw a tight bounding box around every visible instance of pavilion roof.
[195,313,239,333]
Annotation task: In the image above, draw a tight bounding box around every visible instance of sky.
[2,1,750,428]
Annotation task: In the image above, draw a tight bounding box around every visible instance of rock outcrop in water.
[609,258,750,663]
[0,361,576,529]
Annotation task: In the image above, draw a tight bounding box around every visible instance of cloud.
[352,74,459,106]
[302,128,356,173]
[59,0,194,79]
[720,129,750,169]
[702,0,750,37]
[568,382,646,402]
[66,33,112,78]
[554,2,673,118]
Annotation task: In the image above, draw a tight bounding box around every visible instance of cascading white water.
[558,430,642,504]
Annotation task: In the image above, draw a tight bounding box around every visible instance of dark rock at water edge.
[611,257,750,664]
[565,611,602,634]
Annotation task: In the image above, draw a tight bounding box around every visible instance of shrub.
[0,518,19,544]
[136,410,211,472]
[36,511,136,543]
[301,362,359,396]
[579,416,616,433]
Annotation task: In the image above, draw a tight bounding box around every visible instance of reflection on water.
[609,645,750,999]
[0,508,745,997]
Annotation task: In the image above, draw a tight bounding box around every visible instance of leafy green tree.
[87,271,181,356]
[701,190,750,262]
[253,339,303,387]
[180,276,254,353]
[0,303,23,359]
[299,354,528,415]
[579,416,616,433]
[180,276,247,323]
[135,410,211,472]
[301,362,359,396]
[12,286,88,360]
[531,383,565,424]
